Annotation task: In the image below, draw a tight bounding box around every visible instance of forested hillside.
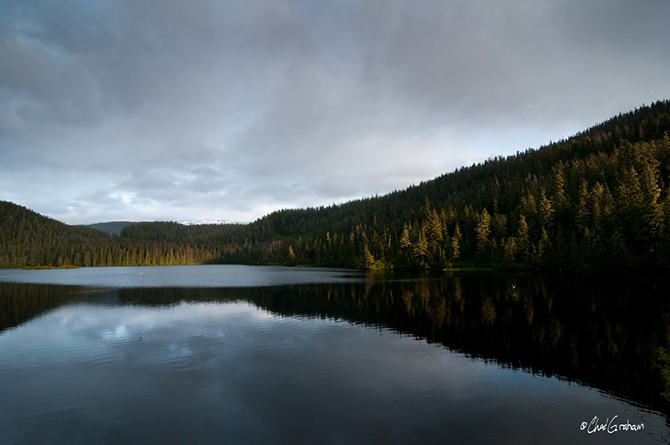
[215,100,670,270]
[2,100,670,270]
[0,203,222,268]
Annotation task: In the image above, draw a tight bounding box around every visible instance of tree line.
[2,100,670,270]
[0,204,222,268]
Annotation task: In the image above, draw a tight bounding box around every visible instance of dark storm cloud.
[1,0,669,223]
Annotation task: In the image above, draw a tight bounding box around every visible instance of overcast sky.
[1,0,669,224]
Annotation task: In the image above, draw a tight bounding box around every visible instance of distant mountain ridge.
[2,99,670,269]
[82,218,228,236]
[82,221,137,236]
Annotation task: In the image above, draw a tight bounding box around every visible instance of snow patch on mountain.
[179,218,228,226]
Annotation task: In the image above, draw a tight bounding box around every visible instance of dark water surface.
[0,265,669,444]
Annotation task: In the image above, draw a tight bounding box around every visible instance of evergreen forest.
[2,100,670,270]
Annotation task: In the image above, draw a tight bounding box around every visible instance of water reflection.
[0,283,89,332]
[1,270,669,416]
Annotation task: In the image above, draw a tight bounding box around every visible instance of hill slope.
[0,203,222,268]
[217,100,670,269]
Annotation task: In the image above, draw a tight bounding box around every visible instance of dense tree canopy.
[0,204,222,268]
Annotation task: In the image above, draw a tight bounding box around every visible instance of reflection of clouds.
[0,301,263,366]
[166,344,194,361]
[252,309,275,320]
[101,324,129,341]
[1,298,668,444]
[1,299,477,389]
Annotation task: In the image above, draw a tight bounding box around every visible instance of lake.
[0,265,668,444]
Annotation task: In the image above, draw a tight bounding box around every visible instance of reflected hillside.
[244,271,670,414]
[0,283,90,332]
[2,271,669,414]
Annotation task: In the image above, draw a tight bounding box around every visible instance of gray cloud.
[1,0,669,224]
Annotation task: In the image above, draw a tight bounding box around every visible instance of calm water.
[0,265,669,444]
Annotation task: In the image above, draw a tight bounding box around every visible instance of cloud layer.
[1,0,669,223]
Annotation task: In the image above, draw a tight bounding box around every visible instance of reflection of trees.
[0,283,87,331]
[231,271,670,414]
[2,271,669,413]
